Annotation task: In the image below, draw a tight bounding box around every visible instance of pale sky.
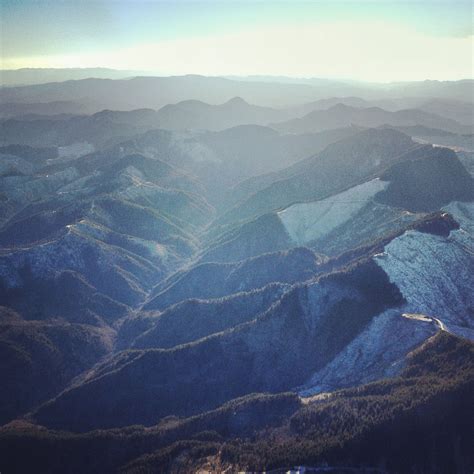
[1,1,473,82]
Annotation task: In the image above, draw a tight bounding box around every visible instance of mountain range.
[0,74,473,473]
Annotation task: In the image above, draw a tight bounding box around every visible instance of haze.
[1,0,473,82]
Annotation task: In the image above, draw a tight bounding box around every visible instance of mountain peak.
[225,96,249,106]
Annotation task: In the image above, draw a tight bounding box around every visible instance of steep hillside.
[205,131,472,264]
[220,126,356,206]
[130,283,289,349]
[375,202,474,339]
[31,259,403,431]
[144,246,323,311]
[217,128,419,225]
[207,332,474,474]
[0,306,112,425]
[375,146,474,211]
[198,125,360,194]
[1,333,471,474]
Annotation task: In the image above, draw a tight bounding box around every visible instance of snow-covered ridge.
[375,201,474,339]
[301,201,474,396]
[277,178,389,245]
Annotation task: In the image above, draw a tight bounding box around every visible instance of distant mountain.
[0,68,142,87]
[1,75,472,112]
[287,96,373,116]
[417,98,474,126]
[0,109,159,147]
[385,79,474,103]
[271,103,470,135]
[0,99,333,151]
[220,126,364,211]
[0,118,366,208]
[0,76,325,111]
[155,97,293,130]
[196,125,364,202]
[0,100,94,118]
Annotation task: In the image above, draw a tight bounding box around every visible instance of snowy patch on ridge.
[299,308,437,396]
[277,178,389,245]
[301,201,474,396]
[444,201,474,237]
[374,204,474,339]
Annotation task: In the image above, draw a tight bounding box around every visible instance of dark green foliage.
[131,283,288,349]
[0,268,130,324]
[200,212,293,263]
[0,334,472,474]
[376,147,474,212]
[0,306,112,425]
[217,333,474,473]
[0,206,80,247]
[145,246,322,311]
[0,393,300,473]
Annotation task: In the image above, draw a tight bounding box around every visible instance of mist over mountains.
[0,70,473,473]
[1,71,473,111]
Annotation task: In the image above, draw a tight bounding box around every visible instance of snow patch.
[56,142,95,161]
[374,204,474,339]
[299,309,437,396]
[278,179,389,245]
[301,202,474,396]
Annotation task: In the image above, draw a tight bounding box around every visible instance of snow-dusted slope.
[444,200,474,236]
[299,308,437,396]
[301,202,474,396]
[277,178,389,245]
[0,228,160,305]
[375,206,474,339]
